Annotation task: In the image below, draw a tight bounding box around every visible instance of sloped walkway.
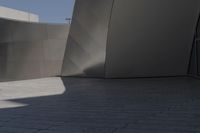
[0,77,200,133]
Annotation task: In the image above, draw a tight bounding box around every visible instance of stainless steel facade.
[189,5,200,76]
[62,0,200,78]
[0,0,199,80]
[61,0,113,77]
[105,0,199,78]
[0,18,69,81]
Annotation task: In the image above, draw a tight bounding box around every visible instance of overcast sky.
[0,0,75,23]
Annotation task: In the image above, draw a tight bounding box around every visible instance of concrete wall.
[0,18,69,81]
[62,0,200,78]
[0,6,39,22]
[62,0,113,77]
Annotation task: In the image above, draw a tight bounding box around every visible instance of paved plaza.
[0,77,200,133]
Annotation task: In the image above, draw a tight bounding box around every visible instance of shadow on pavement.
[0,77,199,133]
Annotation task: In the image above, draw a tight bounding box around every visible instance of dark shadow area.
[0,77,200,133]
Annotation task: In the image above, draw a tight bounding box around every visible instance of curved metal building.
[0,0,199,80]
[62,0,200,78]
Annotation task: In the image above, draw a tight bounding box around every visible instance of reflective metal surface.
[62,0,200,78]
[0,18,69,81]
[0,1,198,80]
[105,0,200,78]
[190,8,200,76]
[61,0,113,77]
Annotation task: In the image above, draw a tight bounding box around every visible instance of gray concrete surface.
[0,6,39,22]
[0,77,200,132]
[0,18,69,81]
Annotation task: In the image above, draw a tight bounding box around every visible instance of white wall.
[0,6,39,22]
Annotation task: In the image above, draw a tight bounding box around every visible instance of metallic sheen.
[61,0,113,77]
[62,0,200,78]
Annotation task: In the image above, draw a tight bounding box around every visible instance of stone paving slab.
[0,77,199,133]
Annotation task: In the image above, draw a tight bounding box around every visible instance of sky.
[0,0,75,23]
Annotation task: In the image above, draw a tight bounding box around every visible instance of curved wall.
[189,5,200,76]
[105,0,200,78]
[62,0,200,78]
[0,18,69,81]
[0,1,198,80]
[61,0,113,77]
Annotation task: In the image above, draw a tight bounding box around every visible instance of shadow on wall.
[62,0,200,78]
[0,77,199,132]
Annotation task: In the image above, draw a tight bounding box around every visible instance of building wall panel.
[61,0,113,77]
[105,0,199,78]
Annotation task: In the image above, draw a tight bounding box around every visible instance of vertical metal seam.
[104,0,115,78]
[196,40,199,75]
[187,11,200,75]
